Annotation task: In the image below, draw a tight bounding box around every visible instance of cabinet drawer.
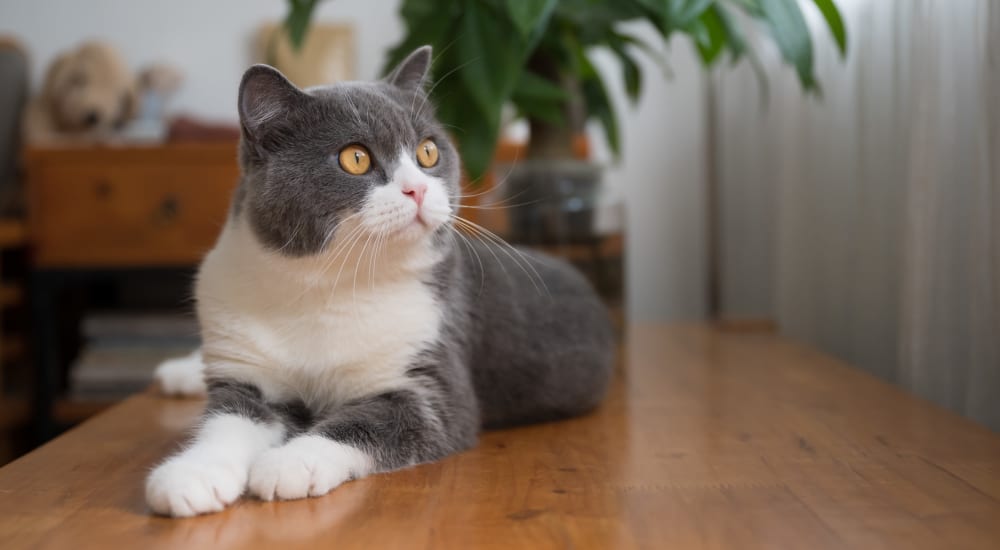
[30,163,237,268]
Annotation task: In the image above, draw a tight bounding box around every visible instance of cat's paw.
[248,436,372,501]
[146,457,246,517]
[154,350,207,397]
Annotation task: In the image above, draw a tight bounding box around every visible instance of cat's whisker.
[447,225,486,296]
[456,136,523,201]
[328,225,371,301]
[316,223,367,284]
[281,222,368,314]
[412,56,478,121]
[311,215,367,280]
[448,217,513,286]
[277,217,305,253]
[449,215,550,297]
[351,231,376,321]
[369,226,386,292]
[450,196,543,211]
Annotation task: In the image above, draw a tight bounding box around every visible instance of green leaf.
[284,0,321,51]
[506,0,558,39]
[433,74,501,182]
[670,0,716,27]
[382,1,456,77]
[577,51,619,156]
[510,71,568,137]
[513,70,569,102]
[811,0,847,57]
[612,31,672,78]
[728,0,764,17]
[757,0,817,90]
[607,36,642,103]
[457,2,523,119]
[712,4,746,62]
[691,7,727,64]
[513,97,566,126]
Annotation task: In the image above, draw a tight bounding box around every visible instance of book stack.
[68,313,200,401]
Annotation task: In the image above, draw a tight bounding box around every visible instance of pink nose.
[402,181,427,207]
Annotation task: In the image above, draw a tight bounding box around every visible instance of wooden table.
[1,324,999,549]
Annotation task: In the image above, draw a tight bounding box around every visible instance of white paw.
[146,457,246,517]
[248,436,372,502]
[155,350,207,397]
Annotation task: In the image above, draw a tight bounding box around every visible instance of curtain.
[715,0,1000,430]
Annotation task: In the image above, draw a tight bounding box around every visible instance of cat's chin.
[390,217,440,242]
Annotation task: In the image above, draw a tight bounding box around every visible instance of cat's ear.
[238,64,307,146]
[386,46,432,93]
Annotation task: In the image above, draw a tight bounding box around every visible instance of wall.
[0,0,709,322]
[0,0,402,121]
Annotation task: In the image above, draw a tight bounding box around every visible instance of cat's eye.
[339,145,371,175]
[416,138,439,168]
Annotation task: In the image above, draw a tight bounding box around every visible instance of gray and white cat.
[145,46,614,517]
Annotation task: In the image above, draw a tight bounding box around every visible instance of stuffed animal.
[23,40,138,144]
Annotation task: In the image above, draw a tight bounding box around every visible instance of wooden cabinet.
[24,143,240,268]
[23,142,240,439]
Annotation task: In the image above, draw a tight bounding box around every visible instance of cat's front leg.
[146,381,284,517]
[248,388,472,501]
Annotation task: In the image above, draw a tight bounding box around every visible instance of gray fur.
[207,46,614,474]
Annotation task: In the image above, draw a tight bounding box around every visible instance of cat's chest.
[196,228,442,403]
[251,278,440,367]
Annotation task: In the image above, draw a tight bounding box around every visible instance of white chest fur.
[196,218,442,408]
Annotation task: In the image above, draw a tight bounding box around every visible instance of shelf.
[0,338,23,363]
[0,397,29,430]
[0,220,25,248]
[0,284,21,308]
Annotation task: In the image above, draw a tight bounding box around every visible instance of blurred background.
[0,0,996,463]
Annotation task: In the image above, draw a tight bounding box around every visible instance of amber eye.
[339,145,371,175]
[416,138,439,168]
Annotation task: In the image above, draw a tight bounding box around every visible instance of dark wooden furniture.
[24,142,240,439]
[1,324,998,548]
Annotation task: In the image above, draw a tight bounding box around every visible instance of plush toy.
[23,40,138,144]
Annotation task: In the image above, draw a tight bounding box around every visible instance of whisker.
[414,56,478,120]
[451,196,544,211]
[450,215,550,297]
[447,226,486,296]
[328,225,370,299]
[352,231,376,322]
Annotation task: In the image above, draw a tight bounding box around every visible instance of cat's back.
[453,238,615,427]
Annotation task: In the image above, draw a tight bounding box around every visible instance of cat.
[145,46,614,518]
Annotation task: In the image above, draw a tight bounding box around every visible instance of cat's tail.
[154,349,207,397]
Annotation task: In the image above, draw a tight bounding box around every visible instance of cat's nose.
[402,181,427,207]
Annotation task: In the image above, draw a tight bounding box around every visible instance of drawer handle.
[154,196,180,224]
[94,180,112,198]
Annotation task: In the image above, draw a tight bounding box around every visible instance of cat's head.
[235,46,459,258]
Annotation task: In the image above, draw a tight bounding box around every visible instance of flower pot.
[491,159,624,331]
[501,159,603,245]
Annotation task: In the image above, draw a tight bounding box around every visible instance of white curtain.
[715,0,1000,429]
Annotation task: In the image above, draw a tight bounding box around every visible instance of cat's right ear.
[386,46,432,93]
[238,64,306,148]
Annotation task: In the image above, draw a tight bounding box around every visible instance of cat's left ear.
[386,46,432,93]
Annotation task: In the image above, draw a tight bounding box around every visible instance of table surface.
[2,324,999,549]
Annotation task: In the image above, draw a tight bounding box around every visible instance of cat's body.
[146,47,614,517]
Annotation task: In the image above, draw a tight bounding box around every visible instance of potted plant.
[383,0,846,177]
[381,1,845,244]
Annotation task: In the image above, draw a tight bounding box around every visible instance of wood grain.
[24,142,239,268]
[1,324,999,549]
